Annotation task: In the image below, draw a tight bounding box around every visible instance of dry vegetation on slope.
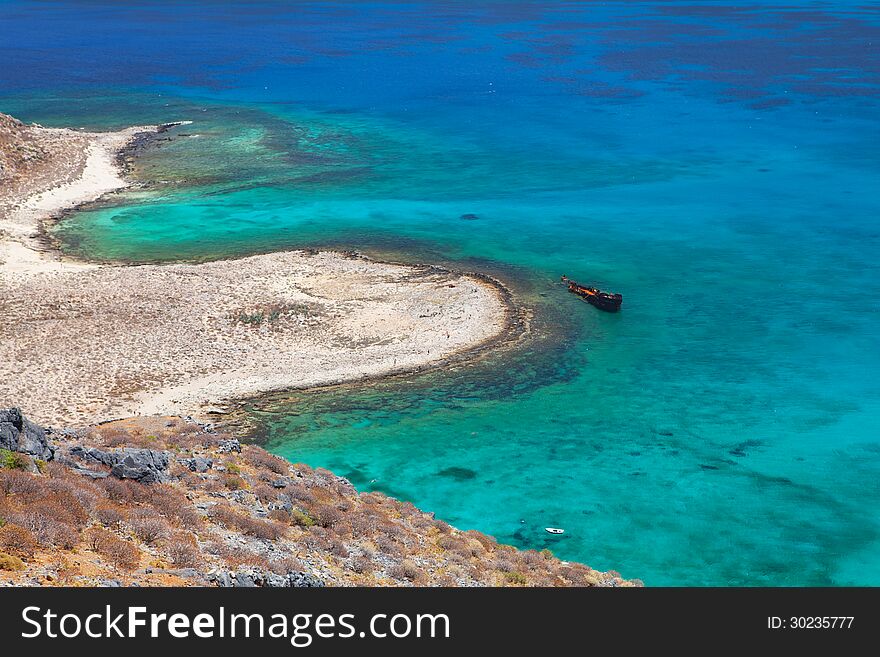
[0,413,635,587]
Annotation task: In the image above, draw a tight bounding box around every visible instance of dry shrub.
[172,422,204,437]
[313,467,335,481]
[203,540,227,557]
[84,527,140,570]
[208,504,284,540]
[494,558,515,573]
[129,511,170,545]
[40,486,90,528]
[437,535,465,552]
[520,550,545,568]
[243,446,288,475]
[348,555,373,574]
[202,479,224,493]
[409,514,436,531]
[360,491,386,505]
[446,552,470,567]
[51,523,80,550]
[465,530,497,553]
[267,509,291,524]
[460,539,486,558]
[389,560,424,583]
[223,474,246,491]
[10,512,79,550]
[0,524,39,559]
[177,470,202,489]
[432,519,452,534]
[330,519,355,540]
[100,477,152,504]
[348,514,375,537]
[0,551,25,571]
[211,543,270,571]
[443,564,467,582]
[287,484,314,503]
[94,427,133,447]
[329,540,349,558]
[376,521,409,545]
[232,515,284,541]
[396,501,420,518]
[95,505,127,528]
[373,536,402,558]
[435,572,460,586]
[268,555,305,575]
[165,425,207,450]
[251,483,277,503]
[313,504,343,529]
[147,488,203,528]
[300,528,332,551]
[5,511,53,544]
[164,531,201,567]
[0,470,44,499]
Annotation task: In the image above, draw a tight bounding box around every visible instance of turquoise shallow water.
[3,1,879,584]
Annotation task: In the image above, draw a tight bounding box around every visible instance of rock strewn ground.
[0,412,637,588]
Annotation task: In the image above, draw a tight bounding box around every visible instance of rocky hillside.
[0,112,40,181]
[0,409,636,587]
[0,112,90,210]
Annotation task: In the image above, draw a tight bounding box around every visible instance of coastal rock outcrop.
[179,456,213,473]
[208,568,324,588]
[0,408,54,462]
[68,445,171,483]
[217,438,241,454]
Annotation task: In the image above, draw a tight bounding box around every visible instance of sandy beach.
[0,113,512,426]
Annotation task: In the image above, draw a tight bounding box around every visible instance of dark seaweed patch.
[437,466,478,481]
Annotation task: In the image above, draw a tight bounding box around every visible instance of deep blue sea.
[2,1,878,585]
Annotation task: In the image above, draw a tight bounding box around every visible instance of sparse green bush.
[505,571,528,585]
[0,449,30,470]
[0,551,25,571]
[291,509,316,528]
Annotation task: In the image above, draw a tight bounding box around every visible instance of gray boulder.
[180,456,213,473]
[285,571,324,588]
[0,408,54,461]
[217,438,241,454]
[69,445,170,483]
[208,568,324,588]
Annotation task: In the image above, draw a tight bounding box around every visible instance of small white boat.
[545,527,565,535]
